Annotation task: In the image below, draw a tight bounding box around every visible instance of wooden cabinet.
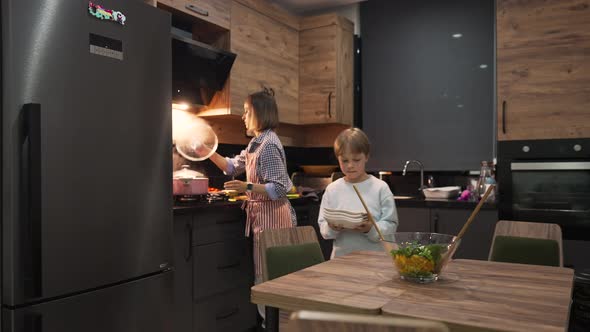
[299,14,354,125]
[157,0,231,29]
[228,1,300,123]
[172,208,257,332]
[497,0,590,140]
[433,208,497,261]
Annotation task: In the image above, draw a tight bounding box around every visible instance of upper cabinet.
[497,0,590,140]
[299,15,354,125]
[229,1,300,124]
[157,0,231,29]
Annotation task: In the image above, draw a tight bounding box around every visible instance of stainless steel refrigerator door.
[2,0,172,305]
[2,271,173,332]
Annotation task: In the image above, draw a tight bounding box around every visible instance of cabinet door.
[433,208,497,260]
[497,0,590,140]
[396,207,431,233]
[299,25,337,124]
[157,0,230,29]
[193,287,257,332]
[230,1,299,123]
[192,239,253,299]
[192,209,244,246]
[335,22,354,126]
[173,215,194,332]
[300,17,354,125]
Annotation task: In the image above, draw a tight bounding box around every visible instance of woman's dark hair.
[247,88,279,130]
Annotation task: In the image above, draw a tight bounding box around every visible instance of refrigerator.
[1,0,174,331]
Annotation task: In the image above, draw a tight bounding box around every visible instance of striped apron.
[242,147,295,280]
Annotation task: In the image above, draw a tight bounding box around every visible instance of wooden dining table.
[251,251,575,332]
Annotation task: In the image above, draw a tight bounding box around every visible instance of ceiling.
[271,0,366,14]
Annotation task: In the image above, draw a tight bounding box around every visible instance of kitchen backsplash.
[173,144,337,189]
[173,143,481,194]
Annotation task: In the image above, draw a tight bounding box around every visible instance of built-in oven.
[497,139,590,241]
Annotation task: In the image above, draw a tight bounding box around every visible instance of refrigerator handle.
[20,103,43,298]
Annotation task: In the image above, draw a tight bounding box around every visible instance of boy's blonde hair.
[246,88,279,131]
[334,128,370,157]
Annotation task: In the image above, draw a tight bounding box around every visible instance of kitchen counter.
[394,195,497,210]
[174,195,496,216]
[173,196,319,215]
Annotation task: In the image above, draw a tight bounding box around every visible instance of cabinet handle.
[185,4,209,16]
[215,307,239,320]
[328,92,333,118]
[184,223,193,261]
[217,261,240,270]
[502,100,506,134]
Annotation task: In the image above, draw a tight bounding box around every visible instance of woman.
[206,89,296,286]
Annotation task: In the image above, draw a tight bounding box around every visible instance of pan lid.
[173,165,205,179]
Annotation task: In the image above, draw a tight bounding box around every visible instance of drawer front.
[193,239,253,299]
[192,210,244,245]
[194,287,257,332]
[158,0,230,29]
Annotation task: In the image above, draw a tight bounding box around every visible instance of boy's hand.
[327,222,345,231]
[353,220,373,233]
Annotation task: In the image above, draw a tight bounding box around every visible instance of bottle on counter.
[476,161,496,201]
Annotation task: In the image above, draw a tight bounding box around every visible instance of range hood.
[171,29,236,107]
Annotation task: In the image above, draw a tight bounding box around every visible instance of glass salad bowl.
[382,232,460,283]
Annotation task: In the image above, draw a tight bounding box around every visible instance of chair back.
[488,220,563,266]
[288,311,450,332]
[260,226,323,281]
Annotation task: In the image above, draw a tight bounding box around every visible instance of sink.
[394,195,416,200]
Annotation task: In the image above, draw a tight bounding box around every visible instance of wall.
[361,0,494,171]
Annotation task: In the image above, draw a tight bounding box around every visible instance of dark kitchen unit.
[497,139,590,271]
[2,1,173,331]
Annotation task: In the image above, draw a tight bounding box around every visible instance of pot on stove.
[173,165,208,196]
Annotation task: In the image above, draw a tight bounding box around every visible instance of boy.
[318,128,398,258]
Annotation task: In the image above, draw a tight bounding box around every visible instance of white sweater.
[318,175,398,258]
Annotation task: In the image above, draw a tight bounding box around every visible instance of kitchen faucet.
[402,160,428,192]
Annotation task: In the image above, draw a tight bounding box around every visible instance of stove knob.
[522,145,530,153]
[573,144,582,152]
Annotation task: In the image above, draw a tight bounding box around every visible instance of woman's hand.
[224,180,247,193]
[192,139,212,158]
[353,220,373,233]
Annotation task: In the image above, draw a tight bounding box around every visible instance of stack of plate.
[323,208,368,229]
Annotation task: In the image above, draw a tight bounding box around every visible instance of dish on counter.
[300,165,339,175]
[422,186,461,199]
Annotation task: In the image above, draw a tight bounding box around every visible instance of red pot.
[173,165,209,195]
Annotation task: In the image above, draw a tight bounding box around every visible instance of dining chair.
[260,226,325,282]
[259,226,325,330]
[488,220,563,267]
[287,310,450,332]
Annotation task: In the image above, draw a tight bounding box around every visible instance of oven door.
[503,161,590,240]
